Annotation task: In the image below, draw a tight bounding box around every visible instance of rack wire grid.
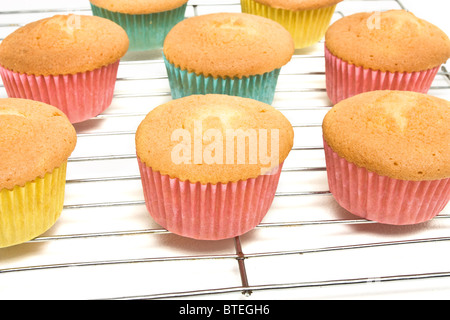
[0,0,449,300]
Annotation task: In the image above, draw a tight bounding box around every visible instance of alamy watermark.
[170,120,280,174]
[66,14,81,31]
[367,11,381,30]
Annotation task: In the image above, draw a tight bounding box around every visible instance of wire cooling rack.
[0,0,449,300]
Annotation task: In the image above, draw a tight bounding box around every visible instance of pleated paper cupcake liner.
[0,162,67,248]
[91,3,187,51]
[324,46,440,105]
[323,140,450,225]
[241,0,337,49]
[137,158,283,240]
[0,61,120,123]
[163,56,281,104]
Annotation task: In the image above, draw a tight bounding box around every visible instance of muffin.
[241,0,342,49]
[325,10,450,105]
[322,90,450,225]
[135,94,294,240]
[163,12,295,104]
[0,98,77,248]
[0,14,129,123]
[90,0,188,51]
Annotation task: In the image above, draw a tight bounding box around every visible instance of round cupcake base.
[324,46,440,105]
[323,139,450,225]
[137,158,283,240]
[0,163,67,248]
[0,61,120,123]
[163,56,281,105]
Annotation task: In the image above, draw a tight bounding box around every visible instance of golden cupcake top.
[322,90,450,181]
[136,94,294,184]
[163,12,295,78]
[89,0,189,14]
[0,98,77,190]
[0,14,129,76]
[325,10,450,72]
[250,0,342,11]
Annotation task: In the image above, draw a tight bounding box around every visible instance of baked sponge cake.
[136,94,294,240]
[322,90,450,225]
[0,14,129,123]
[90,0,188,51]
[163,12,294,104]
[0,98,77,248]
[241,0,342,49]
[324,10,450,104]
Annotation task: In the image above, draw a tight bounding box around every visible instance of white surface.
[0,0,449,300]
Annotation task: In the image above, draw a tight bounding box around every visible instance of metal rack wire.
[0,0,450,300]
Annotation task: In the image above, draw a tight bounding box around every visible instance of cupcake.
[0,98,77,248]
[241,0,342,49]
[163,12,295,104]
[90,0,188,51]
[135,94,294,240]
[322,90,450,225]
[0,14,129,123]
[325,10,450,105]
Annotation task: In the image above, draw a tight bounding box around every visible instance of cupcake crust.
[251,0,342,11]
[136,94,294,184]
[322,91,450,181]
[325,10,450,72]
[0,14,129,76]
[0,98,77,190]
[89,0,189,14]
[163,12,294,78]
